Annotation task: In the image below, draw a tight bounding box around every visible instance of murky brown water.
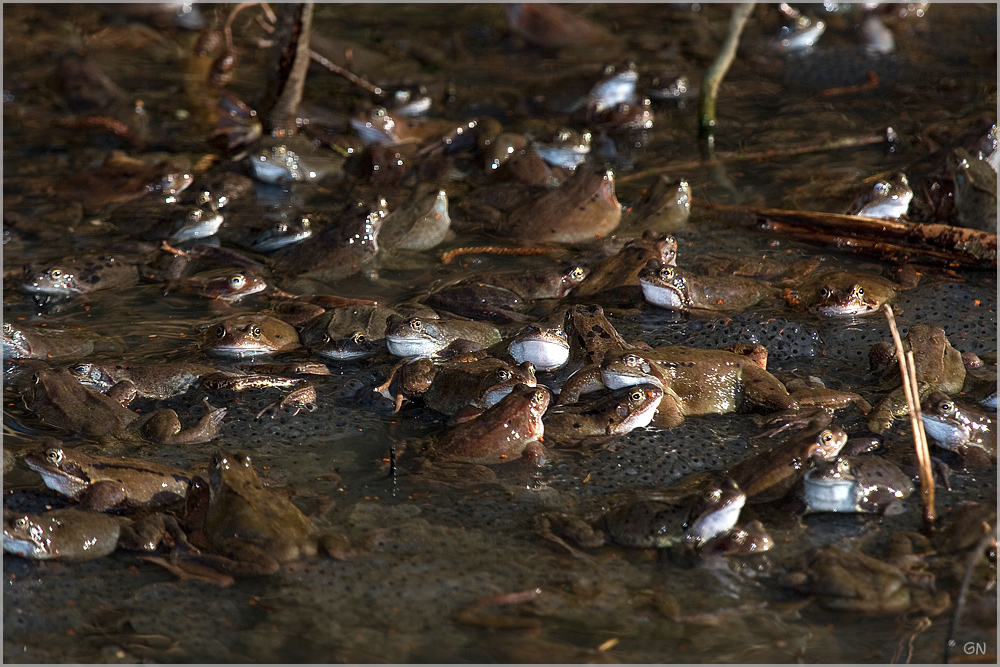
[4,3,997,663]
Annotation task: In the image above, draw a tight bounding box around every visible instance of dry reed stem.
[884,305,936,527]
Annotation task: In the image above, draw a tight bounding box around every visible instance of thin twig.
[698,3,756,144]
[884,305,935,529]
[223,2,260,50]
[440,245,561,265]
[309,49,383,97]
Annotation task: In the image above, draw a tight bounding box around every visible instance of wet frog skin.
[599,347,870,428]
[538,478,746,551]
[300,305,397,361]
[508,324,570,372]
[846,172,914,220]
[69,361,217,400]
[3,508,168,561]
[726,426,848,504]
[3,322,126,360]
[204,314,301,358]
[543,384,663,445]
[868,324,969,433]
[384,315,501,358]
[502,166,623,244]
[422,358,537,416]
[638,259,776,312]
[453,265,589,300]
[27,368,226,445]
[574,231,678,298]
[25,445,193,511]
[803,455,914,514]
[21,253,140,299]
[783,269,917,318]
[189,450,347,576]
[171,269,268,302]
[430,384,550,465]
[920,391,996,465]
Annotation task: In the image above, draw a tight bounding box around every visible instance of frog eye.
[624,353,639,366]
[321,333,331,343]
[705,488,722,503]
[409,318,422,332]
[659,266,674,281]
[15,517,28,529]
[352,332,367,344]
[938,400,954,414]
[300,217,311,229]
[3,323,11,334]
[250,326,262,338]
[45,448,63,464]
[48,269,63,280]
[216,326,227,338]
[853,285,865,298]
[629,389,644,402]
[556,330,568,340]
[570,267,585,280]
[820,429,834,444]
[874,181,888,194]
[187,209,202,222]
[497,369,511,382]
[197,191,212,205]
[532,389,547,404]
[273,223,288,233]
[819,287,832,299]
[229,274,246,289]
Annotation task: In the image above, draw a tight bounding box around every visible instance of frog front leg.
[80,480,128,512]
[868,381,933,433]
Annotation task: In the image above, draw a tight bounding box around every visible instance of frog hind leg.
[117,513,170,552]
[178,539,281,577]
[144,402,227,444]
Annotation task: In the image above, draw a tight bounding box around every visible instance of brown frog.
[3,508,171,561]
[384,314,501,359]
[543,384,663,446]
[638,259,777,312]
[180,450,349,576]
[507,322,571,372]
[24,445,193,511]
[428,384,550,465]
[920,391,996,466]
[21,253,140,301]
[300,304,397,361]
[27,368,226,445]
[422,358,537,416]
[782,544,949,615]
[596,347,870,428]
[621,175,692,232]
[501,166,623,244]
[802,454,914,514]
[726,425,848,504]
[783,268,918,318]
[868,324,971,433]
[449,265,589,300]
[573,231,678,298]
[203,314,301,358]
[3,321,126,360]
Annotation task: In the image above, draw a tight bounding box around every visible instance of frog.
[687,252,818,285]
[300,304,397,361]
[232,212,314,252]
[867,324,970,433]
[384,314,501,359]
[846,172,914,220]
[427,384,550,465]
[782,267,918,318]
[920,391,996,466]
[178,450,349,576]
[248,136,343,184]
[508,323,571,372]
[271,198,386,283]
[3,508,171,561]
[68,361,218,400]
[422,358,537,416]
[24,445,193,511]
[536,478,746,552]
[27,368,226,445]
[530,128,592,169]
[451,265,589,300]
[168,201,225,243]
[203,314,301,358]
[421,283,527,324]
[21,253,140,300]
[725,425,848,504]
[802,454,914,514]
[781,544,949,615]
[949,147,997,232]
[500,166,623,244]
[543,384,663,446]
[3,321,126,360]
[621,175,692,232]
[379,184,452,251]
[573,231,678,298]
[168,269,268,302]
[638,259,777,312]
[597,347,871,428]
[55,150,193,212]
